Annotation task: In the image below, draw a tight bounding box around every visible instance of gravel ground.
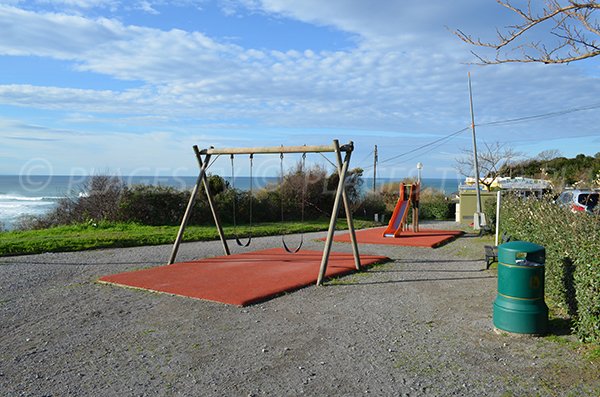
[1,221,598,396]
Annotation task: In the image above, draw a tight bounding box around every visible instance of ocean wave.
[0,198,59,228]
[0,202,56,223]
[0,194,63,202]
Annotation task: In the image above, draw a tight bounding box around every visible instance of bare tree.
[536,149,563,161]
[454,1,600,64]
[455,141,523,189]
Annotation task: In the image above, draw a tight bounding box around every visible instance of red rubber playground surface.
[326,227,464,248]
[99,248,388,306]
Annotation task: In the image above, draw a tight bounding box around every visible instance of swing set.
[168,139,361,286]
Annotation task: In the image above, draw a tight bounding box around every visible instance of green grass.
[0,219,376,257]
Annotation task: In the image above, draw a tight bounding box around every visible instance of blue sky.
[0,0,599,179]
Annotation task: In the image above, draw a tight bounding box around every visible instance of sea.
[0,175,461,230]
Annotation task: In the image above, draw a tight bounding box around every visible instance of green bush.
[253,189,281,223]
[483,196,497,233]
[378,184,454,221]
[19,167,363,231]
[500,195,600,342]
[215,188,254,225]
[419,189,453,220]
[16,175,126,230]
[355,192,387,219]
[119,185,188,225]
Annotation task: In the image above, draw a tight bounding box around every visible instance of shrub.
[13,214,51,230]
[377,183,454,221]
[355,192,387,219]
[483,196,498,233]
[14,168,364,230]
[500,194,600,342]
[17,175,126,229]
[215,188,252,225]
[379,179,415,214]
[274,163,334,220]
[76,174,125,222]
[119,185,188,226]
[326,167,364,213]
[419,188,453,220]
[253,188,281,223]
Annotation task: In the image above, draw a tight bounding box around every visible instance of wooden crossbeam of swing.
[198,143,353,155]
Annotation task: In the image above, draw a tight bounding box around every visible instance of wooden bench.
[484,232,511,269]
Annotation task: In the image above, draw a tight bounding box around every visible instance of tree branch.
[453,0,600,64]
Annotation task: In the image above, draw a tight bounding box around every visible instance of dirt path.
[1,221,598,396]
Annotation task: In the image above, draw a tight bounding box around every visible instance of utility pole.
[468,72,485,229]
[373,144,378,192]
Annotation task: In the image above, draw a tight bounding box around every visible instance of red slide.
[382,184,413,237]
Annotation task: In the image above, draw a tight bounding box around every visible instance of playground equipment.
[229,153,253,247]
[168,140,361,286]
[382,182,420,237]
[279,152,307,253]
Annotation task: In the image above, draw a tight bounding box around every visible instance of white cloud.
[136,1,159,14]
[15,0,208,13]
[237,0,502,48]
[0,6,123,58]
[0,117,258,174]
[0,2,598,176]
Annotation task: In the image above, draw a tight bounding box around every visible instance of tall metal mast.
[468,72,484,229]
[373,144,378,192]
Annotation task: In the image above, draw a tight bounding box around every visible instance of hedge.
[16,167,361,230]
[499,194,600,342]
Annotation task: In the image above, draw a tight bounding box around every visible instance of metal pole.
[334,141,361,271]
[468,72,484,229]
[373,144,378,192]
[317,140,352,285]
[415,162,422,232]
[495,190,501,246]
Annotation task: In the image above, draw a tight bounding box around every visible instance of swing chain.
[248,153,253,228]
[301,153,306,223]
[230,153,252,247]
[280,152,305,254]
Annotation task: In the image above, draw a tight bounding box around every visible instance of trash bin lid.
[498,241,545,265]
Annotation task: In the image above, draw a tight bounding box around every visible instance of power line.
[477,102,600,128]
[341,101,600,174]
[372,127,470,168]
[367,101,600,169]
[355,149,374,168]
[399,133,464,165]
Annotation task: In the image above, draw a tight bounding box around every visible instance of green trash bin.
[493,241,548,334]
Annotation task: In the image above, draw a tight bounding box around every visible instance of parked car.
[556,189,599,213]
